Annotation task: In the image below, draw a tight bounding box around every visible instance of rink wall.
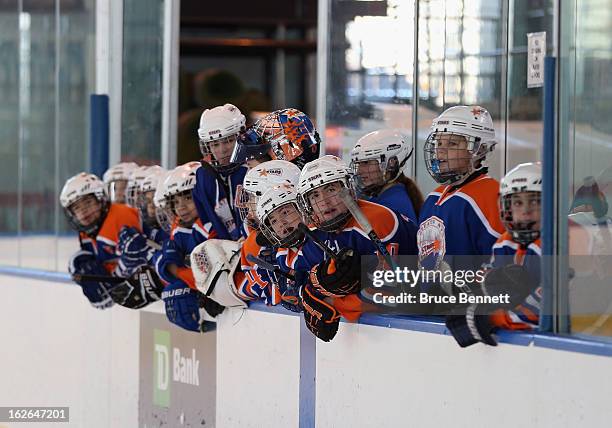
[2,270,612,428]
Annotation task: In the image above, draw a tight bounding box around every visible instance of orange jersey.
[79,203,142,273]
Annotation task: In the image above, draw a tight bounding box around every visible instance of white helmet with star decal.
[424,105,497,186]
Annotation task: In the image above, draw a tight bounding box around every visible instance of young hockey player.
[231,108,321,169]
[418,106,505,277]
[61,173,163,310]
[256,184,309,312]
[193,104,249,241]
[446,162,543,347]
[294,155,419,341]
[102,162,139,204]
[349,129,423,223]
[156,162,222,332]
[115,166,169,276]
[232,160,302,304]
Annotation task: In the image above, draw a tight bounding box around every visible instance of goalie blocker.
[190,239,248,310]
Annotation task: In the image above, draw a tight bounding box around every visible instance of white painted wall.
[0,275,140,428]
[215,307,301,428]
[316,323,612,428]
[1,275,612,428]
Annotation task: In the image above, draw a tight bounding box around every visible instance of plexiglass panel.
[560,0,612,337]
[325,0,415,163]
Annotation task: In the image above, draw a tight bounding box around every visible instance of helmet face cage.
[234,185,260,229]
[260,200,305,248]
[125,181,141,207]
[350,155,402,197]
[500,191,541,246]
[298,179,353,232]
[65,193,110,236]
[137,190,159,229]
[424,131,486,185]
[107,179,129,204]
[155,203,173,233]
[199,134,240,173]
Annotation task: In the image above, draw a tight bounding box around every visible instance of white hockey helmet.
[159,162,201,229]
[257,184,305,248]
[499,162,542,246]
[103,161,139,203]
[197,104,246,172]
[60,172,109,236]
[235,159,301,228]
[424,106,496,185]
[350,129,413,196]
[163,161,201,199]
[297,155,353,232]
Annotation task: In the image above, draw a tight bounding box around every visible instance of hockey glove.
[118,226,154,273]
[69,250,114,310]
[446,304,497,347]
[301,284,340,342]
[162,281,205,332]
[480,264,539,309]
[280,285,303,313]
[109,265,164,309]
[309,248,361,298]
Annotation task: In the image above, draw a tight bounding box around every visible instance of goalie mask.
[60,172,110,236]
[103,162,139,203]
[424,106,496,186]
[297,155,354,232]
[160,162,201,229]
[257,185,305,248]
[350,129,413,197]
[235,159,301,229]
[500,162,542,247]
[197,103,246,173]
[138,166,167,229]
[251,108,321,169]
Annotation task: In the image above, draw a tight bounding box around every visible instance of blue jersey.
[292,199,419,272]
[370,183,417,224]
[489,233,542,328]
[192,162,248,241]
[155,219,214,288]
[417,173,505,272]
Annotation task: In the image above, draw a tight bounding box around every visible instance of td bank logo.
[153,329,201,408]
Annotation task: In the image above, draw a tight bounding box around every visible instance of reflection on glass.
[417,0,503,195]
[19,6,57,270]
[561,0,612,337]
[57,0,96,269]
[0,2,93,270]
[326,0,415,160]
[121,0,164,164]
[0,6,20,266]
[505,0,553,171]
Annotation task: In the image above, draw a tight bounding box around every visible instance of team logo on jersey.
[417,216,446,269]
